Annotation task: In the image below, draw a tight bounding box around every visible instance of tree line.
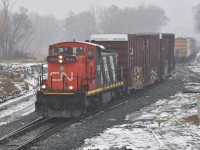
[0,0,170,60]
[194,4,200,34]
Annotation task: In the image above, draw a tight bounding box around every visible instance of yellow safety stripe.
[43,92,75,95]
[42,81,123,95]
[87,81,124,95]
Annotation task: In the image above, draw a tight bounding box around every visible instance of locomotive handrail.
[77,73,79,92]
[38,67,123,92]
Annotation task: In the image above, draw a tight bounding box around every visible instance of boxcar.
[91,33,175,92]
[160,34,175,77]
[175,37,196,61]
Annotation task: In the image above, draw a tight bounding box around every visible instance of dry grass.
[183,115,200,126]
[0,72,29,99]
[1,79,16,94]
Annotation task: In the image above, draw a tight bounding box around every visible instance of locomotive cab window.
[59,47,72,55]
[49,47,58,56]
[73,47,85,55]
[88,48,94,59]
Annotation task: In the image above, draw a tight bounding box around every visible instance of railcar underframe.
[36,83,124,118]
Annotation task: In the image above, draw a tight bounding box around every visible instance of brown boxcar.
[91,34,131,89]
[160,34,175,77]
[91,33,168,91]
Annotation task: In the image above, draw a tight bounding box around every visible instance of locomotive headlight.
[59,55,63,59]
[69,86,73,90]
[41,85,46,89]
[59,60,63,63]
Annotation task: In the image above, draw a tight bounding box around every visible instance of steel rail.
[13,118,79,150]
[176,68,200,82]
[1,71,176,150]
[0,117,51,144]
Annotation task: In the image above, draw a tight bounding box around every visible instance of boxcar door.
[87,47,96,90]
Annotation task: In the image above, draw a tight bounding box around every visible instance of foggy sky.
[14,0,200,37]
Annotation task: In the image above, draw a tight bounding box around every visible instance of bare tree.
[0,0,11,58]
[30,13,62,51]
[0,0,32,59]
[64,10,97,41]
[10,7,32,59]
[62,5,168,41]
[98,5,168,33]
[194,4,200,33]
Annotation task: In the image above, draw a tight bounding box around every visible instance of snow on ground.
[79,65,200,150]
[0,63,46,102]
[0,63,45,126]
[187,65,200,74]
[0,92,36,126]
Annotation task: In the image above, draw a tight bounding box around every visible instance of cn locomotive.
[36,33,175,118]
[36,41,124,118]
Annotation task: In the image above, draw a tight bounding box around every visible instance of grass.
[183,115,200,126]
[0,72,29,99]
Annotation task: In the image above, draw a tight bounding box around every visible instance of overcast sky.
[14,0,200,37]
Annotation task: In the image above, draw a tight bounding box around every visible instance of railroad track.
[176,66,200,82]
[0,81,169,150]
[0,72,175,150]
[0,117,70,150]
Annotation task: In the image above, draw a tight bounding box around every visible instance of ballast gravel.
[36,74,185,150]
[0,73,185,150]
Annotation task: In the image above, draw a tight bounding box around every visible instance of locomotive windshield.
[59,47,72,55]
[73,47,85,55]
[49,47,58,55]
[49,46,85,55]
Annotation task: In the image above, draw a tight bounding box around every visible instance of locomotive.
[36,41,124,118]
[36,33,175,118]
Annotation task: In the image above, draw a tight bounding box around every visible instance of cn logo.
[50,72,73,81]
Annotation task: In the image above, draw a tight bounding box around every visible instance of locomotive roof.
[78,41,105,49]
[51,41,105,49]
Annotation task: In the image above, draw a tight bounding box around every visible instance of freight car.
[36,41,124,118]
[91,33,175,91]
[175,37,197,62]
[36,33,175,118]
